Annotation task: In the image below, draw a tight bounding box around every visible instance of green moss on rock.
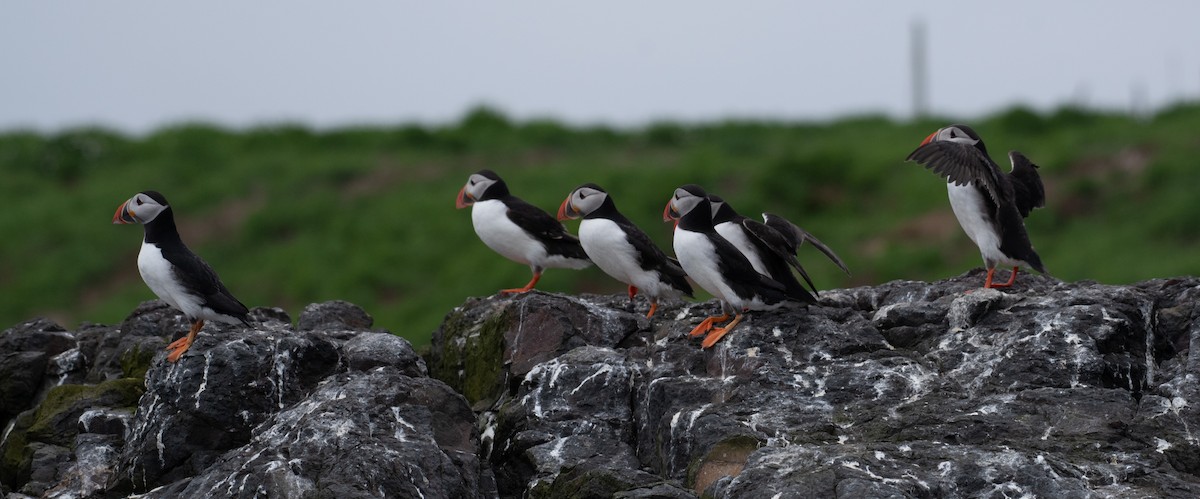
[530,467,633,499]
[431,302,511,410]
[120,344,155,379]
[0,409,37,488]
[25,378,145,447]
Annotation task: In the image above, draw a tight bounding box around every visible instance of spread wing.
[906,140,1005,212]
[1007,151,1046,218]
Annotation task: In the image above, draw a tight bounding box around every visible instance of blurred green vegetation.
[3,104,1199,346]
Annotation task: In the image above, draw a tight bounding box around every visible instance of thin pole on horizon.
[911,19,929,120]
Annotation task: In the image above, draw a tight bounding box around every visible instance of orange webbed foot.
[688,313,730,338]
[166,338,194,362]
[645,300,659,319]
[165,320,204,363]
[166,336,189,350]
[979,266,1019,290]
[500,271,542,295]
[700,314,744,348]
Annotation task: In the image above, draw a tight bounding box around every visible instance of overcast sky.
[2,1,1198,134]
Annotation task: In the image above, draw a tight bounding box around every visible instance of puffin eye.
[136,198,144,206]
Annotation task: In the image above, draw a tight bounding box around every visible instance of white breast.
[471,199,545,268]
[947,183,1006,267]
[580,218,676,298]
[673,228,741,307]
[137,242,204,320]
[715,221,768,276]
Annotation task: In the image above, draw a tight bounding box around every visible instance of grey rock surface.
[4,272,1200,498]
[1,299,474,498]
[431,271,1200,498]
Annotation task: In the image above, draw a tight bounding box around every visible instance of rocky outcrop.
[3,271,1200,498]
[1,300,486,498]
[432,270,1200,498]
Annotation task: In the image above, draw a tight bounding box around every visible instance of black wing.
[504,196,590,261]
[162,245,250,322]
[621,221,693,296]
[906,140,1006,211]
[761,213,851,276]
[707,233,804,305]
[741,219,815,291]
[1007,151,1046,218]
[504,196,574,241]
[711,235,784,292]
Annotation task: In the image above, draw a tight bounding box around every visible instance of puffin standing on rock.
[664,185,806,348]
[708,194,850,299]
[906,124,1047,288]
[113,191,251,362]
[457,170,591,294]
[557,183,693,318]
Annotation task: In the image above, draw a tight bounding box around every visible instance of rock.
[427,270,1200,497]
[0,352,47,424]
[430,291,653,410]
[296,300,374,331]
[24,379,144,447]
[6,272,1200,497]
[114,328,345,490]
[146,368,484,498]
[19,443,72,496]
[0,317,75,423]
[42,434,122,499]
[344,331,428,376]
[1,299,455,498]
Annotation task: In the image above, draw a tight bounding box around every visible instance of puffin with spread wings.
[906,124,1047,288]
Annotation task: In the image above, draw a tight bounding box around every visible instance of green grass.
[3,104,1200,346]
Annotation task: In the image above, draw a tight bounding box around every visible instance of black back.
[710,196,816,302]
[678,191,790,305]
[581,186,691,296]
[142,199,250,323]
[481,172,589,262]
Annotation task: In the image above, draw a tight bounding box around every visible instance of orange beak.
[113,200,137,224]
[556,197,578,221]
[663,200,675,222]
[919,129,939,146]
[663,198,681,229]
[455,185,473,209]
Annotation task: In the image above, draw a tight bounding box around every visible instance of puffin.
[906,124,1047,288]
[456,169,591,294]
[557,183,693,318]
[708,194,850,299]
[663,184,804,348]
[113,191,251,362]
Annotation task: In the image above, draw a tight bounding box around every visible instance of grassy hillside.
[3,104,1199,346]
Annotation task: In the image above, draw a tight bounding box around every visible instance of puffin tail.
[1024,251,1048,275]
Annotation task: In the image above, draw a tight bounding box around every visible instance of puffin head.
[663,184,709,224]
[558,183,608,221]
[920,124,988,155]
[456,169,506,209]
[706,194,739,224]
[113,191,170,225]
